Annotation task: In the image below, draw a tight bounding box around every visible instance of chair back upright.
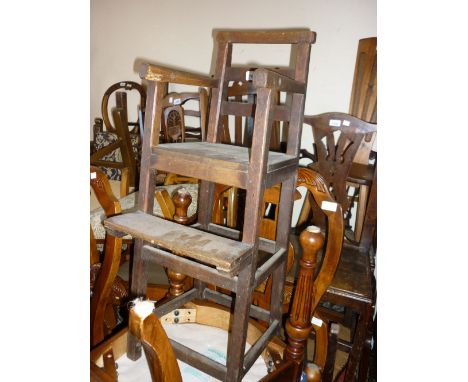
[90,166,125,347]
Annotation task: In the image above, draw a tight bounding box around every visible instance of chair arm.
[253,68,306,94]
[139,63,218,88]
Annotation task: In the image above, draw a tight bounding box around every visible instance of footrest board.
[104,211,253,275]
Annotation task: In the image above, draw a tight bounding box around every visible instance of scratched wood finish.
[104,212,252,274]
[160,88,208,143]
[297,112,376,243]
[114,29,316,382]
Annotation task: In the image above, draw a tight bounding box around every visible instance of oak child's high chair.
[103,29,315,382]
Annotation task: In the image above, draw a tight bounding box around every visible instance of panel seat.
[325,245,373,304]
[104,211,253,275]
[151,142,298,189]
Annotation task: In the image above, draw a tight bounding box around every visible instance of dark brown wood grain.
[113,29,315,382]
[160,89,208,143]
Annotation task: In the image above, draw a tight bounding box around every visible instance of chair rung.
[170,339,227,381]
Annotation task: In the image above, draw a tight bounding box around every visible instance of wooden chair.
[348,37,377,124]
[94,80,146,137]
[158,88,208,186]
[91,92,140,193]
[103,29,315,382]
[160,88,208,143]
[90,166,127,347]
[296,112,377,245]
[295,113,377,381]
[91,166,175,329]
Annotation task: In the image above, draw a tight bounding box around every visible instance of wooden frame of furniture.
[91,92,139,191]
[103,29,315,382]
[160,88,208,143]
[296,112,377,246]
[90,166,125,347]
[96,80,146,136]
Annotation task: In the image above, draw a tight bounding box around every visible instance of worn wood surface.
[152,142,297,189]
[139,63,217,88]
[128,29,315,381]
[216,29,316,44]
[104,211,252,274]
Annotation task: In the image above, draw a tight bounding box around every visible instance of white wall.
[91,0,376,223]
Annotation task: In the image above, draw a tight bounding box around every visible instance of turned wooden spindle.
[172,187,192,224]
[165,187,192,297]
[285,225,324,380]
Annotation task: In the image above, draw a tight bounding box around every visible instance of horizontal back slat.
[226,67,295,82]
[221,101,290,121]
[184,110,201,117]
[216,30,316,44]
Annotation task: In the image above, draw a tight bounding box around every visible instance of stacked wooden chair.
[160,88,208,143]
[296,112,377,382]
[91,81,146,193]
[102,29,315,382]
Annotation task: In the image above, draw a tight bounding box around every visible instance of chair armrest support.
[139,63,218,88]
[253,68,306,94]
